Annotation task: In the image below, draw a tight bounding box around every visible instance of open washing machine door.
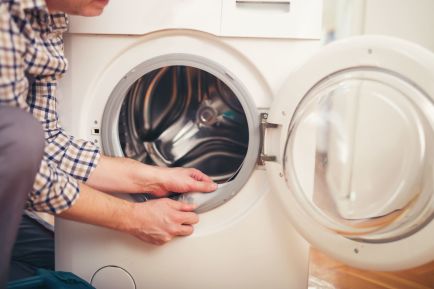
[264,35,434,271]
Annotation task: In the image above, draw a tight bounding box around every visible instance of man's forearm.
[58,182,133,233]
[85,155,157,194]
[58,182,200,245]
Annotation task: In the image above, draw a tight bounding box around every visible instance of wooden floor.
[309,248,434,289]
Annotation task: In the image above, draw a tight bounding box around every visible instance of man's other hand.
[126,198,199,245]
[142,167,218,197]
[86,156,217,197]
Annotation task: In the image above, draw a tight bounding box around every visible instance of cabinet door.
[68,0,222,35]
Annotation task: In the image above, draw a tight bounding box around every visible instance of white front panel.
[56,172,310,289]
[57,30,320,288]
[221,0,323,38]
[68,0,222,35]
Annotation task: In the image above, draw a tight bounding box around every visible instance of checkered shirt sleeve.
[0,1,100,214]
[28,80,101,182]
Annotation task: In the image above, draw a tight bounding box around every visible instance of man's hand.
[144,167,217,197]
[78,157,215,244]
[86,156,217,197]
[126,198,199,245]
[60,184,199,246]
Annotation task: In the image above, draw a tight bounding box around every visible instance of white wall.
[364,0,434,52]
[322,0,366,42]
[323,0,434,52]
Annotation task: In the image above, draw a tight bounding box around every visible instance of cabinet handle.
[236,0,290,5]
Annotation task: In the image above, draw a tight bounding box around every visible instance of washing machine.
[56,1,434,288]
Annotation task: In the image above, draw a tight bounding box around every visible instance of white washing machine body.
[56,1,434,289]
[57,2,323,288]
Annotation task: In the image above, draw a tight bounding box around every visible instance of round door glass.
[284,67,434,242]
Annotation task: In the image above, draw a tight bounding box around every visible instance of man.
[0,0,217,286]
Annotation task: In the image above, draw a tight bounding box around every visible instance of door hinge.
[258,112,278,166]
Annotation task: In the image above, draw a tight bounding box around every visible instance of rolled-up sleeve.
[25,78,100,213]
[29,157,80,213]
[29,80,101,183]
[46,132,101,182]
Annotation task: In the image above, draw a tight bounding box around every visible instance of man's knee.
[0,107,44,177]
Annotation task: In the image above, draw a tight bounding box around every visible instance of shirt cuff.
[45,132,101,182]
[27,156,81,214]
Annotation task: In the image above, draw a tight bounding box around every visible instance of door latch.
[258,113,278,165]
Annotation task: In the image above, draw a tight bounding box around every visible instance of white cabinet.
[68,0,222,35]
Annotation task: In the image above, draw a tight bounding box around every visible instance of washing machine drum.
[117,66,249,196]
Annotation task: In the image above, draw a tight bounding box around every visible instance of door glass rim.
[283,66,434,242]
[100,54,261,213]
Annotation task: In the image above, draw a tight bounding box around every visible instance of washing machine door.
[265,35,434,271]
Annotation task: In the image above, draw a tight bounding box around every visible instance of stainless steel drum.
[118,66,249,185]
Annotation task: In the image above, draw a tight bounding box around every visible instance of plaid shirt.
[0,0,100,214]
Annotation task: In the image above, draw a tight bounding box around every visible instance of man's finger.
[177,211,199,225]
[176,225,194,236]
[189,180,218,193]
